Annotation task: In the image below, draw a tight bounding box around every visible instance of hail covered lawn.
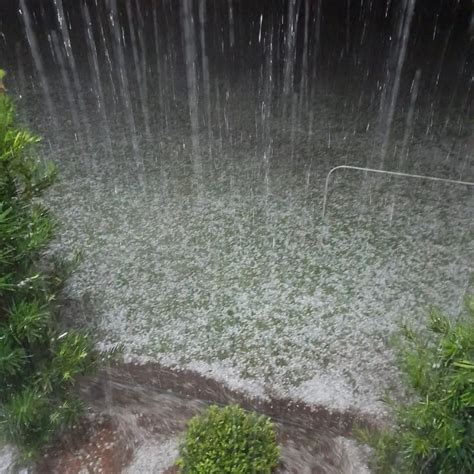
[40,86,473,418]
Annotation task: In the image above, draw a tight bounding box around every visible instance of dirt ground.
[34,362,373,473]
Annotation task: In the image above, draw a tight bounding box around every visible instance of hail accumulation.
[30,79,473,418]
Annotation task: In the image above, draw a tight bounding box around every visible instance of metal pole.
[322,165,474,219]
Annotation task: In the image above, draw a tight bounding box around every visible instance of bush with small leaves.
[177,405,279,473]
[357,297,474,473]
[0,72,117,460]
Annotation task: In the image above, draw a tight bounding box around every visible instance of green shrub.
[358,297,474,473]
[0,74,112,459]
[177,405,279,473]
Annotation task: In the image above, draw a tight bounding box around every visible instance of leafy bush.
[0,73,108,459]
[177,405,279,473]
[358,297,474,473]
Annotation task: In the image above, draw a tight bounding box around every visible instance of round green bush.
[177,405,279,473]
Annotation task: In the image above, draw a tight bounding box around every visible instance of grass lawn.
[37,84,473,417]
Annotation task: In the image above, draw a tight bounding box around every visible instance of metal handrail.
[322,165,474,218]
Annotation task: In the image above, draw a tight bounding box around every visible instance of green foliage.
[177,405,280,473]
[358,298,474,473]
[0,90,103,459]
[0,69,5,92]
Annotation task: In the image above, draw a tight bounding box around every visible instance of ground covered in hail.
[31,80,474,419]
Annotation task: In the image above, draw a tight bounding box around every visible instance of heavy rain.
[0,0,473,471]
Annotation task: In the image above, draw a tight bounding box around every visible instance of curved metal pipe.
[322,165,474,218]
